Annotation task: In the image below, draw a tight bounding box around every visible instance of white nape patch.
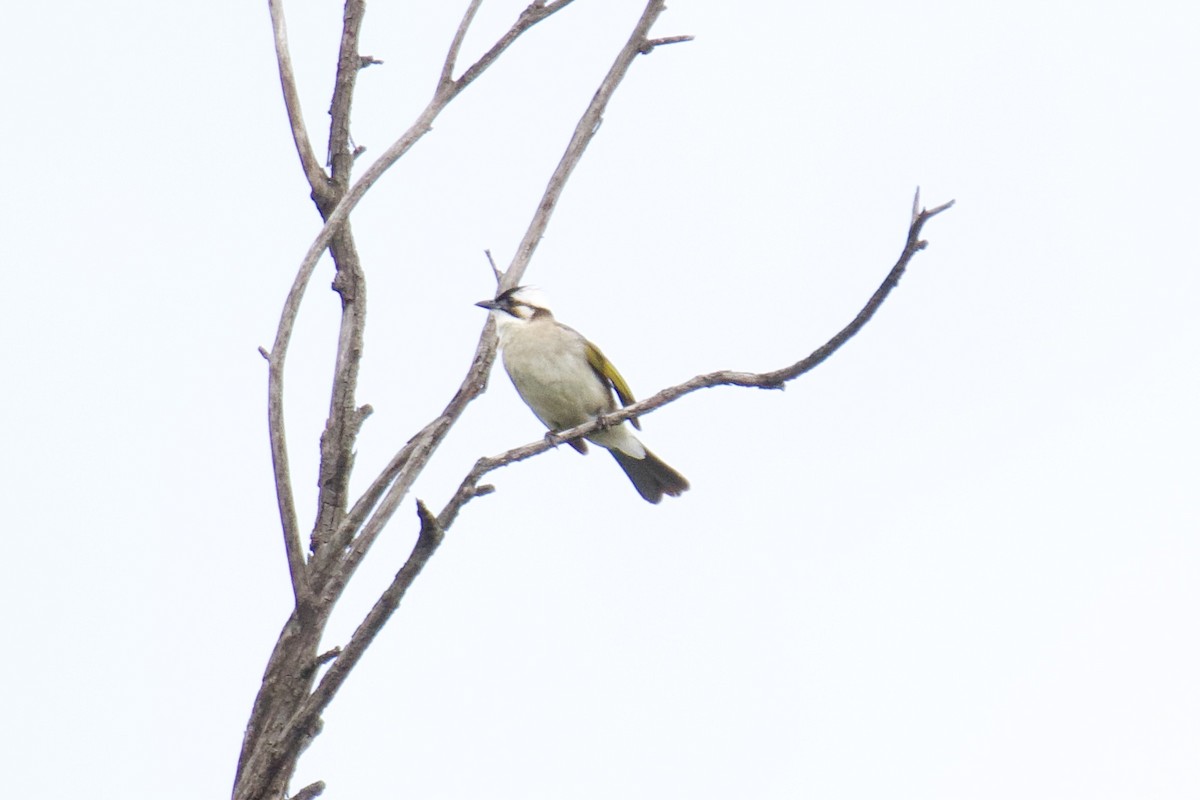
[510,285,553,313]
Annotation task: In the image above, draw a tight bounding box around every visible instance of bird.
[476,286,689,504]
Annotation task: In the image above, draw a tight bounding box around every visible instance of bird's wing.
[584,340,642,430]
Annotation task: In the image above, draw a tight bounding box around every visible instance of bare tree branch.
[268,0,329,195]
[314,342,492,603]
[308,500,445,715]
[453,0,580,89]
[263,345,309,606]
[233,603,331,799]
[309,0,372,556]
[436,195,956,528]
[327,0,367,186]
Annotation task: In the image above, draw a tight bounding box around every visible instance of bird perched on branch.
[476,286,689,504]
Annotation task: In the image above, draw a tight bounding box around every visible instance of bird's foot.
[546,429,588,454]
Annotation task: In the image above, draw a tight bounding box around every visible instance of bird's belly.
[503,344,610,431]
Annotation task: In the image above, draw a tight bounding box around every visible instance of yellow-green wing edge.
[584,340,642,430]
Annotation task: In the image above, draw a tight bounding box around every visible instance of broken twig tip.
[288,780,326,800]
[484,249,502,285]
[926,199,957,217]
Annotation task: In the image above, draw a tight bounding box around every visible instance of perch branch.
[437,195,956,528]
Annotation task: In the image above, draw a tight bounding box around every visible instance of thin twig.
[640,34,694,53]
[502,0,668,291]
[455,0,581,89]
[436,195,955,528]
[440,0,484,88]
[268,0,329,195]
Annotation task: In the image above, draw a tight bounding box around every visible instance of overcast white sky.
[3,2,1198,798]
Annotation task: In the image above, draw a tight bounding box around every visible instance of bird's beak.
[475,299,501,311]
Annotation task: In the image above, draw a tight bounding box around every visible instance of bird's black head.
[475,286,551,320]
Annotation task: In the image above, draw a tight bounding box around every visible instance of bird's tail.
[610,448,690,504]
